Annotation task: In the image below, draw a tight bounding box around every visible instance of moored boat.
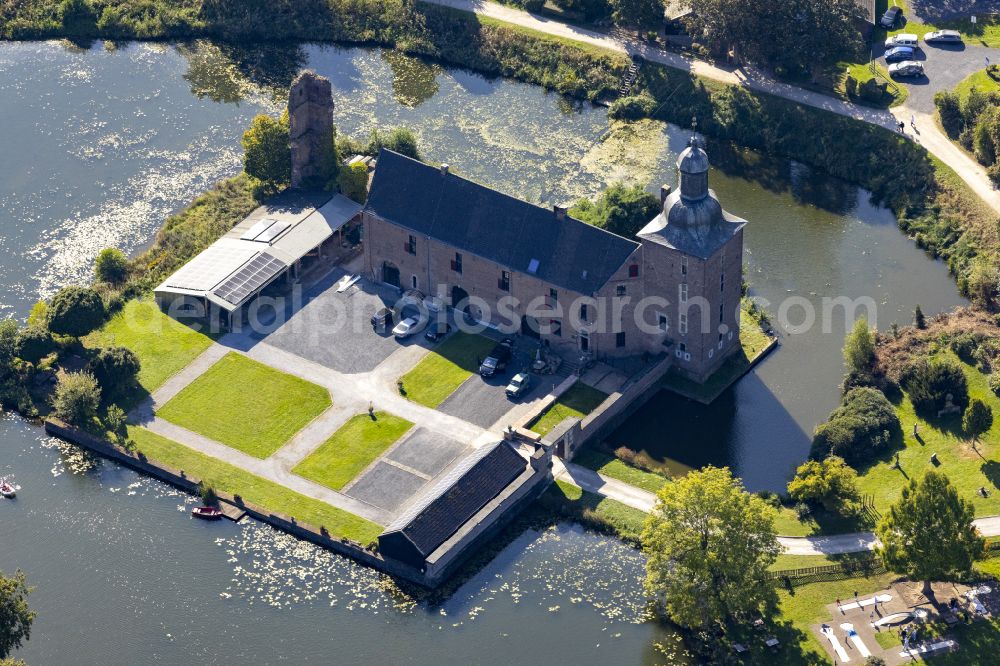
[0,480,16,498]
[191,506,223,520]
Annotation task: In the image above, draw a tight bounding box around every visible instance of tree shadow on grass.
[982,460,1000,492]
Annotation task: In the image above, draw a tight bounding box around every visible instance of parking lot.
[258,269,426,374]
[436,337,571,428]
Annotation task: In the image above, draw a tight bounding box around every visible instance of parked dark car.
[888,61,924,78]
[479,338,514,377]
[370,307,393,330]
[424,322,451,342]
[880,6,902,29]
[884,46,915,63]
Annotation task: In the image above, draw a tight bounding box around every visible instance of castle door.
[382,262,400,289]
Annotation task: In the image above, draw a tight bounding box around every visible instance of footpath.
[421,0,1000,215]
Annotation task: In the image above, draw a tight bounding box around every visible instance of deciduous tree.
[52,371,100,426]
[843,316,875,374]
[642,466,780,630]
[570,182,660,237]
[876,470,984,583]
[242,112,290,191]
[787,455,861,515]
[0,569,34,659]
[337,162,369,204]
[94,247,129,284]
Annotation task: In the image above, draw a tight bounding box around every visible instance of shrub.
[370,127,420,160]
[990,372,1000,396]
[857,78,886,104]
[811,387,901,464]
[844,75,857,98]
[15,327,56,364]
[608,91,657,120]
[949,332,981,363]
[934,90,964,138]
[89,346,141,400]
[914,304,926,329]
[53,371,100,426]
[104,404,127,443]
[900,357,969,417]
[94,247,129,283]
[787,456,861,515]
[843,316,875,374]
[47,286,106,338]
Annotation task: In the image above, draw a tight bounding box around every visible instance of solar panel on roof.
[212,253,285,305]
[163,243,260,291]
[240,218,277,241]
[253,220,291,244]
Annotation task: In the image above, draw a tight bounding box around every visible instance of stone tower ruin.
[289,70,335,190]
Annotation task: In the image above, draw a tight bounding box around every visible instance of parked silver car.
[924,30,962,44]
[888,60,924,78]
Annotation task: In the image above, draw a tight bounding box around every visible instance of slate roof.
[380,441,527,559]
[365,150,640,295]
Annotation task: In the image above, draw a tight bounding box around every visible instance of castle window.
[616,284,627,297]
[720,273,725,292]
[681,257,688,275]
[679,313,688,335]
[452,253,463,274]
[552,320,562,337]
[580,303,588,322]
[658,313,668,332]
[549,288,558,306]
[499,270,511,292]
[616,331,626,348]
[679,283,688,302]
[406,235,417,255]
[411,275,418,289]
[719,303,724,323]
[628,263,640,278]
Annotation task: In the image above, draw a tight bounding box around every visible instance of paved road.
[879,42,1000,114]
[422,0,1000,215]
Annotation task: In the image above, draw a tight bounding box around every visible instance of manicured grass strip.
[84,298,216,392]
[546,479,648,544]
[855,351,1000,518]
[157,352,331,459]
[528,382,608,436]
[955,68,1000,101]
[129,427,382,544]
[293,412,412,491]
[571,447,669,493]
[772,505,868,537]
[398,332,496,407]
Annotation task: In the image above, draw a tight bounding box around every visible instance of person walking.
[910,113,916,129]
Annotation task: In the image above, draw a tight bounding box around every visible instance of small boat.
[191,506,223,520]
[0,481,15,499]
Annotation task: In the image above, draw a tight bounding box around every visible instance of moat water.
[0,40,968,662]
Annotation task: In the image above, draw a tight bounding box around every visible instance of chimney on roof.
[660,184,673,205]
[553,204,568,220]
[440,163,450,176]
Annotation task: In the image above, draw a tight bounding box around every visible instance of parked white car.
[392,316,421,338]
[885,33,919,49]
[924,30,962,44]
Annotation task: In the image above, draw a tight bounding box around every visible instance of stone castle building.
[289,70,335,189]
[363,136,745,382]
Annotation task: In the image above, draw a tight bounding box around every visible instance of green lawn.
[292,412,412,490]
[773,505,869,537]
[888,0,1000,47]
[662,304,775,403]
[571,447,670,493]
[840,61,908,107]
[398,331,497,407]
[157,352,331,458]
[955,68,1000,101]
[129,427,382,544]
[84,298,216,393]
[854,352,1000,518]
[546,479,648,543]
[528,382,609,436]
